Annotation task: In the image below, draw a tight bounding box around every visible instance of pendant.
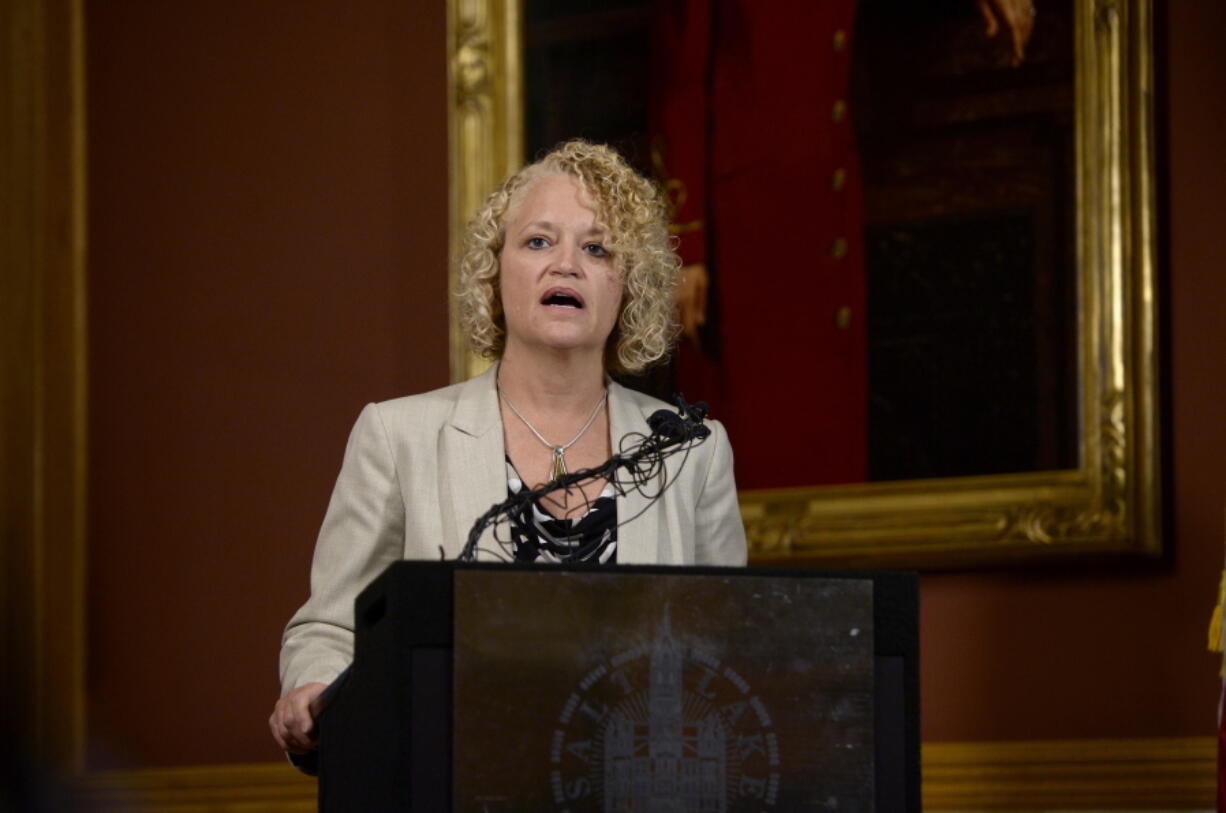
[550,446,568,481]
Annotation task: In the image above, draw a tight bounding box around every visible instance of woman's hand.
[269,682,327,754]
[676,262,709,350]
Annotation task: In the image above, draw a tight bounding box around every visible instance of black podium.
[316,561,918,811]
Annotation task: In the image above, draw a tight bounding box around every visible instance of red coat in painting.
[652,0,867,489]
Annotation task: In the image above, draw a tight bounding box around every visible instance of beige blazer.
[279,365,748,693]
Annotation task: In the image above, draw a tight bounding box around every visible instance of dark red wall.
[920,1,1226,741]
[84,1,1225,769]
[85,1,449,768]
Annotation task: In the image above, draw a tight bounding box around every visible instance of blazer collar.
[441,364,506,558]
[448,362,502,438]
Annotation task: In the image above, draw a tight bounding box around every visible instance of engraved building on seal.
[602,607,727,811]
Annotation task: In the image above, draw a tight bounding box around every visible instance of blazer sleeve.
[692,419,748,566]
[279,403,406,694]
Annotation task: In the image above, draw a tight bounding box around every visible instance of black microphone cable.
[456,395,713,562]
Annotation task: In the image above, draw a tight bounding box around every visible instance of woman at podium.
[269,140,748,756]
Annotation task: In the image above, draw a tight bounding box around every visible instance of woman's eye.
[526,236,549,249]
[585,243,609,258]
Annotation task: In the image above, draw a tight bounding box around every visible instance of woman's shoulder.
[376,378,467,410]
[366,369,494,428]
[609,380,672,414]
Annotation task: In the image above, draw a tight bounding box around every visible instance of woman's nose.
[548,244,583,276]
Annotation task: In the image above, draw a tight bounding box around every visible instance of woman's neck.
[497,343,607,416]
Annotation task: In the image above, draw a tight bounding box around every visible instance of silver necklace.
[499,387,608,482]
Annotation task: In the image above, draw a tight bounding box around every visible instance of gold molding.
[453,0,1161,567]
[447,0,522,383]
[1,0,89,771]
[66,737,1213,810]
[73,762,317,812]
[922,736,1215,810]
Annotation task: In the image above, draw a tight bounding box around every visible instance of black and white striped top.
[505,458,617,564]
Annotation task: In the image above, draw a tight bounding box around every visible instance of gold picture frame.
[448,0,1159,568]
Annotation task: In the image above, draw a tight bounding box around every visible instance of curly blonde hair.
[456,140,681,374]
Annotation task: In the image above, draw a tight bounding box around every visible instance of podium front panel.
[454,570,874,811]
[318,562,918,812]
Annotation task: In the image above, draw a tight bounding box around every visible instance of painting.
[446,0,1160,567]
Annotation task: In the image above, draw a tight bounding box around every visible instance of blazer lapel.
[608,381,663,564]
[440,365,507,559]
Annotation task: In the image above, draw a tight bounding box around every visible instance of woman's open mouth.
[541,288,584,309]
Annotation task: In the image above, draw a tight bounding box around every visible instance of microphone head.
[647,403,711,443]
[647,408,686,439]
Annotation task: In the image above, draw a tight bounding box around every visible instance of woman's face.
[499,174,624,360]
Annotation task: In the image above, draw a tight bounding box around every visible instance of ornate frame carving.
[448,0,1160,568]
[447,0,521,382]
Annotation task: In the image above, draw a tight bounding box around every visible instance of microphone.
[646,408,684,439]
[647,397,711,442]
[457,393,714,562]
